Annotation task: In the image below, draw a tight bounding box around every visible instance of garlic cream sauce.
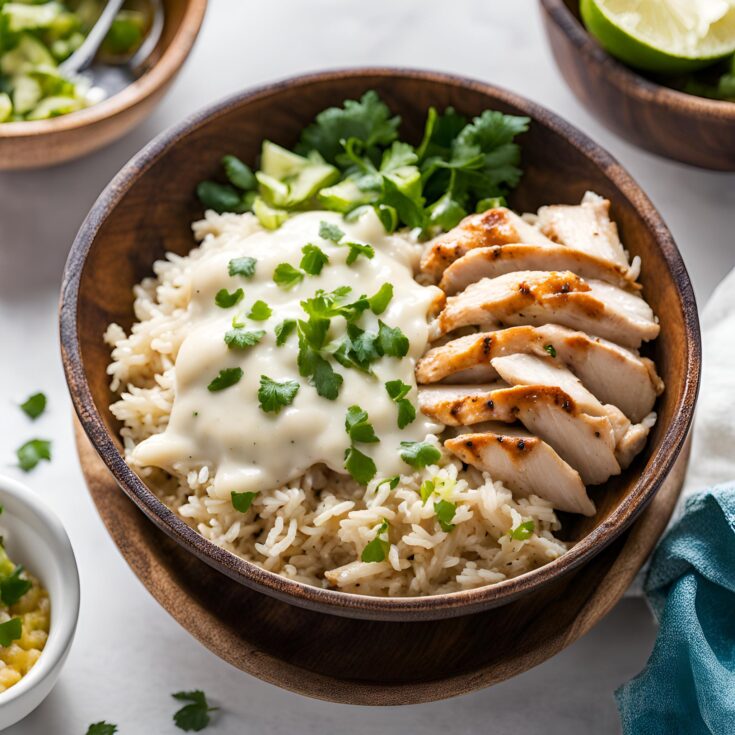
[132,209,444,499]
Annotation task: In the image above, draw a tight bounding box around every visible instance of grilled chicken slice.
[434,271,659,349]
[445,425,594,516]
[421,207,555,278]
[536,192,630,269]
[415,324,662,422]
[419,384,620,485]
[438,243,638,295]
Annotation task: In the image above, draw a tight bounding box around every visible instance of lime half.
[581,0,735,74]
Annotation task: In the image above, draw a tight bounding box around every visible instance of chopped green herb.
[367,283,393,315]
[377,321,409,358]
[345,405,379,443]
[0,566,31,606]
[85,723,118,735]
[400,441,441,469]
[311,354,343,399]
[300,244,329,275]
[248,300,272,321]
[332,324,381,373]
[385,379,416,428]
[385,379,411,401]
[172,690,218,732]
[275,319,297,346]
[434,499,457,532]
[544,344,557,358]
[224,329,265,350]
[20,392,46,420]
[231,491,258,513]
[197,181,251,214]
[207,368,243,392]
[419,479,435,504]
[318,220,345,242]
[344,446,377,485]
[297,327,343,400]
[340,240,375,265]
[222,155,257,191]
[377,476,400,490]
[360,519,390,563]
[228,256,257,278]
[214,287,244,309]
[258,375,300,414]
[0,617,22,647]
[16,439,51,472]
[273,263,304,289]
[509,520,535,541]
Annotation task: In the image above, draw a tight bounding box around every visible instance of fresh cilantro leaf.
[172,690,217,732]
[20,392,46,420]
[345,405,379,444]
[85,723,118,735]
[344,446,377,485]
[258,375,300,414]
[318,220,345,243]
[331,324,380,373]
[377,476,400,490]
[300,287,357,322]
[400,441,441,469]
[544,344,557,358]
[340,240,375,265]
[300,244,329,276]
[385,380,416,429]
[367,283,393,315]
[273,263,304,289]
[207,367,243,392]
[248,300,272,321]
[434,499,456,532]
[297,317,330,349]
[361,519,390,562]
[509,520,535,541]
[224,328,265,350]
[275,319,297,346]
[385,379,411,401]
[377,321,409,358]
[419,479,435,504]
[197,181,251,214]
[231,491,258,513]
[380,141,418,172]
[311,354,343,400]
[416,106,468,161]
[0,566,31,606]
[17,439,51,472]
[0,617,22,647]
[214,287,244,308]
[375,204,398,233]
[426,192,467,231]
[222,155,256,191]
[228,256,257,278]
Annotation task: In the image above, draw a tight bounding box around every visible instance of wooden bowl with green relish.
[61,69,699,632]
[0,0,206,170]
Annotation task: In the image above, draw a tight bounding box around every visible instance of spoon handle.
[59,0,127,75]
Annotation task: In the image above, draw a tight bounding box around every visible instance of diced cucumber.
[286,162,339,205]
[12,74,42,114]
[0,546,15,580]
[3,2,63,33]
[260,140,309,179]
[318,179,375,213]
[27,94,82,120]
[1,33,56,75]
[253,196,289,230]
[384,165,422,201]
[255,171,290,208]
[0,92,12,122]
[30,66,75,97]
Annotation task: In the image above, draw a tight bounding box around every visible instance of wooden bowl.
[540,0,735,170]
[0,0,207,171]
[60,68,701,622]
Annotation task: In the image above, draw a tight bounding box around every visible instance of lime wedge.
[581,0,735,74]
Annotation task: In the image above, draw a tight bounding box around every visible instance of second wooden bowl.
[60,68,700,622]
[540,0,735,170]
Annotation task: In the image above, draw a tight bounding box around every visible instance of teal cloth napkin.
[615,486,735,734]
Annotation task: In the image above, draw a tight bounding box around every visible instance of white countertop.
[0,1,732,733]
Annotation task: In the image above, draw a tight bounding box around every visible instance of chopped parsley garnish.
[0,617,22,647]
[360,519,390,563]
[86,724,118,735]
[368,283,393,315]
[434,499,457,532]
[318,220,345,242]
[258,375,300,414]
[300,244,329,275]
[344,446,377,485]
[400,441,441,469]
[0,566,31,606]
[509,520,535,541]
[544,344,557,358]
[20,392,46,420]
[377,320,409,357]
[16,439,51,472]
[296,320,344,400]
[214,287,244,309]
[419,479,435,504]
[231,491,258,513]
[273,263,304,289]
[331,324,381,373]
[224,328,265,350]
[228,256,257,279]
[377,476,400,490]
[206,368,243,392]
[275,319,297,346]
[340,240,374,265]
[248,300,272,321]
[385,379,416,429]
[172,690,218,732]
[345,405,379,444]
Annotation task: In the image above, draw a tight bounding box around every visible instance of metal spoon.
[59,0,165,99]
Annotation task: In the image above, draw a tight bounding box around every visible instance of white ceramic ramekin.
[0,475,80,730]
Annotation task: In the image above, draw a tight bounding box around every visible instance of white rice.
[105,210,567,597]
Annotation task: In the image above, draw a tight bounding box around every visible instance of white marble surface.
[0,1,732,732]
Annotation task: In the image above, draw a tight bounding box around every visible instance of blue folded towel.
[615,486,735,735]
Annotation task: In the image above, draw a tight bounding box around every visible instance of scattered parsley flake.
[360,518,390,563]
[544,344,557,358]
[318,220,345,242]
[509,520,535,541]
[231,491,258,513]
[377,476,400,491]
[258,375,300,414]
[0,566,31,606]
[207,368,243,392]
[214,287,244,309]
[275,319,297,346]
[248,300,272,321]
[377,320,409,358]
[172,690,218,732]
[419,479,435,504]
[16,439,51,472]
[345,405,379,444]
[385,380,416,428]
[0,617,22,647]
[344,446,377,485]
[224,329,265,350]
[385,379,411,401]
[300,244,329,276]
[341,240,375,265]
[85,723,118,735]
[227,256,257,279]
[434,499,456,532]
[400,441,441,469]
[368,283,393,315]
[273,263,304,289]
[311,354,343,399]
[20,392,46,420]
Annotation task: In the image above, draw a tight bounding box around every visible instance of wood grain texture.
[74,418,688,704]
[0,0,207,170]
[540,0,735,170]
[60,68,701,621]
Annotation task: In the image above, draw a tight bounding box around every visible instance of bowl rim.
[540,0,735,121]
[0,474,80,707]
[60,66,701,620]
[0,0,208,140]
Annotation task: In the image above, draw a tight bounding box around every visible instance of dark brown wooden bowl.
[540,0,735,170]
[60,68,701,622]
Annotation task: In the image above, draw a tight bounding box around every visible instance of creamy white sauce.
[133,210,443,499]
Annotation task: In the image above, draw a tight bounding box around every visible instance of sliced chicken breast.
[438,243,638,295]
[415,324,662,422]
[445,425,595,516]
[419,383,620,485]
[434,271,660,349]
[420,207,555,278]
[536,192,630,269]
